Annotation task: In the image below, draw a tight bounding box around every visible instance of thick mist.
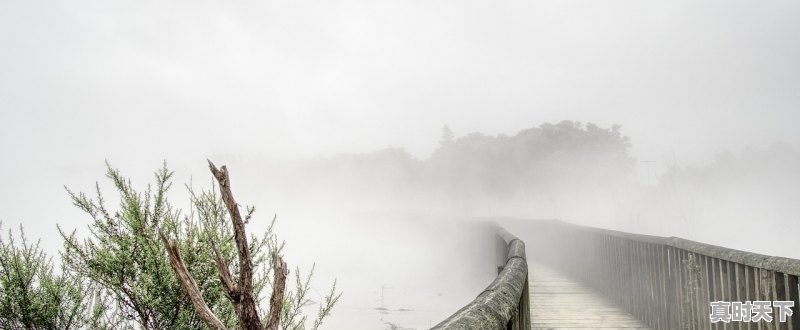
[2,0,800,329]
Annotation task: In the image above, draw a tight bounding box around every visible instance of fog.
[2,0,800,329]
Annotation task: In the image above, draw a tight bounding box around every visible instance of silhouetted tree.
[440,125,455,146]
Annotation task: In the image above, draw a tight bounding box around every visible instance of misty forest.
[2,0,800,329]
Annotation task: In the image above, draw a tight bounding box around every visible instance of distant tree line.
[661,142,800,187]
[297,120,635,205]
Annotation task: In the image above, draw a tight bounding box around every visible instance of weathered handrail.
[542,220,800,276]
[517,219,800,330]
[431,225,530,330]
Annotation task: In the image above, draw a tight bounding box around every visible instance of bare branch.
[207,160,254,292]
[265,251,288,330]
[209,238,237,298]
[163,162,292,330]
[207,160,263,329]
[158,232,227,330]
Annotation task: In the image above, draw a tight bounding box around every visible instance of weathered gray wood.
[513,218,800,276]
[445,219,800,330]
[432,226,529,330]
[530,263,651,330]
[788,274,800,330]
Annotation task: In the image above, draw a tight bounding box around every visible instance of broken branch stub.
[266,251,289,330]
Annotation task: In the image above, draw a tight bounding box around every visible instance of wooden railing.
[522,219,800,330]
[431,226,531,330]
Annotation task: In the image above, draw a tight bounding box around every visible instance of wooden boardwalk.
[530,263,651,330]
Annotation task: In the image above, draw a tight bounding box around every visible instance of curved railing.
[519,219,800,330]
[431,226,530,330]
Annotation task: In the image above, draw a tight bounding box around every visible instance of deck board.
[530,263,651,330]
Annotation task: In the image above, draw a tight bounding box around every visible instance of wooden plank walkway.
[530,263,651,330]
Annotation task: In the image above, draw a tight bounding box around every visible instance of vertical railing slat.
[787,275,799,330]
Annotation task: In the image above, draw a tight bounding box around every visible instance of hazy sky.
[2,0,800,251]
[2,2,799,327]
[2,0,799,167]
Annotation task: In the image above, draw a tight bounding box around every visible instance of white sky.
[1,0,800,255]
[2,2,799,327]
[2,0,799,165]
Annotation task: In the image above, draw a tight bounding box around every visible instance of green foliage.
[0,225,87,330]
[56,162,339,329]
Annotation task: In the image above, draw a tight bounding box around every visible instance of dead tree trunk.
[160,161,288,330]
